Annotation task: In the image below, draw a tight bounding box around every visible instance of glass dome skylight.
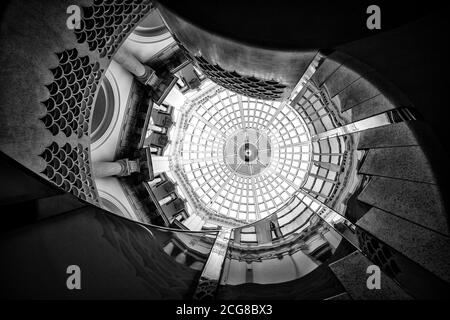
[172,82,312,223]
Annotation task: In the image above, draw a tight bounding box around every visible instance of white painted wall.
[96,177,139,221]
[164,86,186,108]
[91,61,133,162]
[222,250,320,285]
[151,155,171,175]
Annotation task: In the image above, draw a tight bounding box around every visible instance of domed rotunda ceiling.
[170,82,313,224]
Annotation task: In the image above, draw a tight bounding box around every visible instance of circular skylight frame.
[174,84,312,223]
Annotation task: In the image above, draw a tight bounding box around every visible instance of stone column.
[113,47,159,86]
[92,159,139,178]
[113,47,178,105]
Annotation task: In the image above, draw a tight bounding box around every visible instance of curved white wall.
[91,60,134,161]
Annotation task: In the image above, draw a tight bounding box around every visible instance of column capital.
[116,158,140,177]
[93,159,139,178]
[136,65,159,87]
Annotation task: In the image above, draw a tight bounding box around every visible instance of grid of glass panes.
[194,89,242,134]
[241,96,280,130]
[302,136,345,203]
[294,85,339,135]
[276,193,321,236]
[178,85,312,222]
[228,192,327,244]
[180,115,225,162]
[264,103,310,192]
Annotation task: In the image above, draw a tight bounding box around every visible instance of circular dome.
[223,128,272,176]
[176,84,311,223]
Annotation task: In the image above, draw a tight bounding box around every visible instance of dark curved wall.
[217,264,344,300]
[1,208,201,299]
[157,0,449,152]
[0,152,201,299]
[156,1,437,50]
